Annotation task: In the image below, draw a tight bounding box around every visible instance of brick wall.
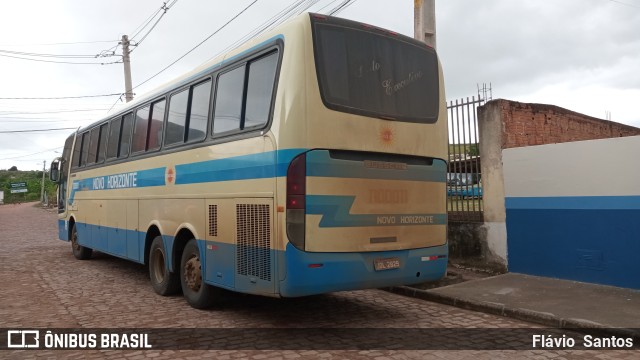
[489,99,640,149]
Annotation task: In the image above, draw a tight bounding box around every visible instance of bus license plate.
[374,257,400,271]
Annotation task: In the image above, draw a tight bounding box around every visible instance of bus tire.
[180,239,218,309]
[70,223,92,260]
[149,236,180,296]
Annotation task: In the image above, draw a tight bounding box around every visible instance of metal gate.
[447,94,486,222]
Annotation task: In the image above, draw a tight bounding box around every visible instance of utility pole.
[414,0,436,49]
[40,160,46,203]
[121,35,134,102]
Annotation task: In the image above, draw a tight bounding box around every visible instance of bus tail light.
[286,153,306,250]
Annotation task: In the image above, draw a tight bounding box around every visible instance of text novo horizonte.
[92,172,138,190]
[376,215,435,225]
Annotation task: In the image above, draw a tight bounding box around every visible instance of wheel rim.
[151,248,166,283]
[184,254,202,292]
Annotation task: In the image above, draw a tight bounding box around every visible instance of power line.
[0,49,102,59]
[0,119,88,123]
[329,0,357,15]
[0,40,119,47]
[0,108,108,116]
[106,94,126,114]
[131,0,180,52]
[0,52,121,65]
[316,0,341,13]
[0,146,64,161]
[132,0,259,91]
[0,93,122,100]
[607,0,640,9]
[0,127,76,133]
[204,0,312,64]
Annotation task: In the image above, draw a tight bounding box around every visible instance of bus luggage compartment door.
[303,149,447,253]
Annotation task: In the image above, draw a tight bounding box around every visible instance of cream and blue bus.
[50,13,448,309]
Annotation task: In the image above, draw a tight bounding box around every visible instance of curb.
[386,285,640,339]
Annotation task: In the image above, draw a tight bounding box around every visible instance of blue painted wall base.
[507,205,640,289]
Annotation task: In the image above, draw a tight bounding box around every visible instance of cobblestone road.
[0,203,636,359]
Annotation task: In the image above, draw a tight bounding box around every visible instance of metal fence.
[447,95,485,222]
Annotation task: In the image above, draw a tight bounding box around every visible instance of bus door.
[50,134,76,240]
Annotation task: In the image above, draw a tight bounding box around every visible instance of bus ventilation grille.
[236,204,271,282]
[208,205,218,237]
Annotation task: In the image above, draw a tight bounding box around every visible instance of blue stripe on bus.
[58,221,448,296]
[306,195,447,227]
[305,150,447,182]
[175,148,306,185]
[58,219,69,240]
[71,222,144,264]
[68,167,166,204]
[279,243,448,297]
[66,149,307,203]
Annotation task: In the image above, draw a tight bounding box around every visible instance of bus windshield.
[312,16,440,123]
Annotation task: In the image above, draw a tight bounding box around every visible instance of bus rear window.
[312,18,439,123]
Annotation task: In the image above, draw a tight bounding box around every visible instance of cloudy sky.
[1,0,638,170]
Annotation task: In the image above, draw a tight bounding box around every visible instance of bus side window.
[187,80,211,142]
[73,134,82,168]
[244,52,278,129]
[79,132,90,167]
[106,117,122,160]
[148,100,165,151]
[119,113,134,158]
[96,123,109,163]
[213,65,245,135]
[87,127,100,165]
[166,89,188,146]
[132,106,150,153]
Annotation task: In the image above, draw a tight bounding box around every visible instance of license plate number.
[374,257,400,271]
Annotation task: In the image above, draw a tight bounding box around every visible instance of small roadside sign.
[10,182,27,189]
[10,188,28,194]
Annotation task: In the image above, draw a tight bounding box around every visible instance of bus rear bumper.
[279,243,448,297]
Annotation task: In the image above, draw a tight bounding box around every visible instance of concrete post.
[414,0,436,48]
[121,35,134,102]
[478,100,508,266]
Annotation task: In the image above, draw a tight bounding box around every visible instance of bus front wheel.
[180,239,218,309]
[149,236,180,296]
[70,224,92,260]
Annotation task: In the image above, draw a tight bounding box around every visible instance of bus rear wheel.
[70,223,92,260]
[180,239,218,309]
[149,236,180,296]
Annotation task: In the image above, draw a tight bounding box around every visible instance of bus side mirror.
[49,158,61,183]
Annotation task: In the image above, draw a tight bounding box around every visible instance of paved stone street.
[0,203,636,359]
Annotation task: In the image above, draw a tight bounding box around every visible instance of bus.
[49,13,448,309]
